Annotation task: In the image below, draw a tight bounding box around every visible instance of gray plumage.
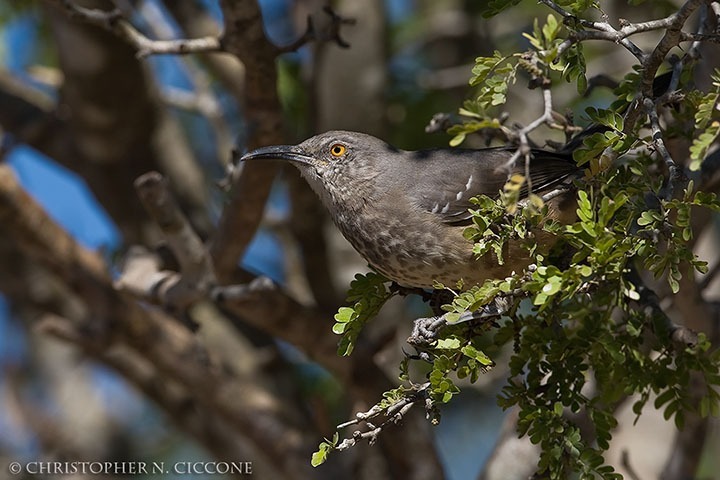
[241,130,580,288]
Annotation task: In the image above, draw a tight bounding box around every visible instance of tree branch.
[42,0,211,242]
[277,6,356,53]
[134,172,215,288]
[58,0,222,58]
[208,0,285,282]
[0,165,316,478]
[334,383,427,451]
[35,313,269,465]
[640,0,707,97]
[643,97,681,199]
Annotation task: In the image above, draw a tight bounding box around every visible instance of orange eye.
[330,144,347,157]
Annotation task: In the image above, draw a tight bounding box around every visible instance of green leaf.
[562,43,588,93]
[461,345,494,366]
[448,118,504,147]
[445,312,462,324]
[468,52,518,114]
[689,121,720,171]
[437,338,462,349]
[333,273,393,356]
[585,107,624,131]
[449,133,466,147]
[480,0,523,18]
[541,276,562,296]
[311,438,335,467]
[637,210,662,227]
[542,14,560,44]
[654,389,675,409]
[689,70,720,169]
[576,190,593,221]
[311,449,327,467]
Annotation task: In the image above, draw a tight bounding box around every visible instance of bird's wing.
[412,147,580,226]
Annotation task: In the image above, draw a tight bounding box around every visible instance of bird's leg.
[429,289,455,316]
[389,282,433,301]
[405,289,457,347]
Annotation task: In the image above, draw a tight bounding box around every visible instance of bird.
[240,130,582,289]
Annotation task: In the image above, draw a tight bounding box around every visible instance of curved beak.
[240,145,315,167]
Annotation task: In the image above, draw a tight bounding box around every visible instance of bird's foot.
[408,301,509,347]
[407,315,447,347]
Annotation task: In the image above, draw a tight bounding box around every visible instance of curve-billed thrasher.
[241,131,580,288]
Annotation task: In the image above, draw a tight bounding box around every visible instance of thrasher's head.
[240,130,399,205]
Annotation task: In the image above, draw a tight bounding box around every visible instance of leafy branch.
[313,1,720,478]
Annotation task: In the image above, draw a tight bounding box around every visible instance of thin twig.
[277,6,356,53]
[643,97,680,199]
[334,383,429,451]
[138,0,234,165]
[685,3,713,62]
[502,87,557,174]
[544,0,718,63]
[59,0,223,58]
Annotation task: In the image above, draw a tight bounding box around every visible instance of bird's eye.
[330,144,347,157]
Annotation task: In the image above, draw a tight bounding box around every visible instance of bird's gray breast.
[328,192,478,288]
